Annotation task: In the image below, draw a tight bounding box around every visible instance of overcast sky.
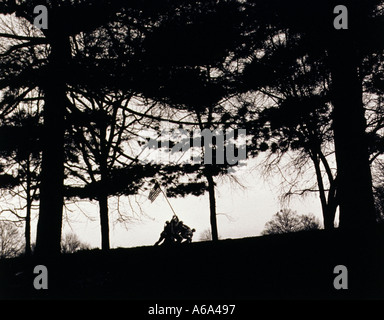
[52,156,325,249]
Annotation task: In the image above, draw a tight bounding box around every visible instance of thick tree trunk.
[324,205,337,230]
[205,168,218,242]
[329,32,376,229]
[35,36,70,256]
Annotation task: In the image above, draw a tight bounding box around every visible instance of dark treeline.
[0,0,383,257]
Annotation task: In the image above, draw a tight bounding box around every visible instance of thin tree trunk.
[99,119,110,251]
[205,168,218,242]
[329,32,376,229]
[35,36,70,256]
[98,193,110,251]
[318,149,338,229]
[312,153,329,228]
[25,155,32,257]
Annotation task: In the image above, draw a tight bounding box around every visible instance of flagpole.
[157,181,178,218]
[140,132,181,218]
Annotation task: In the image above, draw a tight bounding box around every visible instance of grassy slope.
[1,225,384,300]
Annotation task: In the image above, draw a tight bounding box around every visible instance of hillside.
[1,226,384,300]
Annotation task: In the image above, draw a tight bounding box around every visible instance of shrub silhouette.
[261,209,321,235]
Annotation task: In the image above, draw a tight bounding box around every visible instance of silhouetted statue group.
[155,215,196,246]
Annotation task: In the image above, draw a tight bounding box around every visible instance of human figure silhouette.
[154,221,173,246]
[177,221,196,244]
[154,215,195,245]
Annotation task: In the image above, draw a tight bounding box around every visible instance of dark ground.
[1,225,384,300]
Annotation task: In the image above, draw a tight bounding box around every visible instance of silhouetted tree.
[131,1,246,241]
[2,0,247,255]
[0,0,203,255]
[261,209,321,235]
[242,48,338,228]
[237,0,384,229]
[65,89,161,250]
[0,220,24,259]
[0,109,42,256]
[61,232,90,254]
[2,0,381,257]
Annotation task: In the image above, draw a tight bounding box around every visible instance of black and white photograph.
[0,0,383,307]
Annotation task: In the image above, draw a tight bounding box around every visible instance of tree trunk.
[324,179,338,230]
[318,150,338,229]
[98,120,110,251]
[312,153,328,226]
[312,151,338,229]
[35,36,70,256]
[25,156,32,257]
[205,168,218,242]
[98,193,110,251]
[329,32,376,229]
